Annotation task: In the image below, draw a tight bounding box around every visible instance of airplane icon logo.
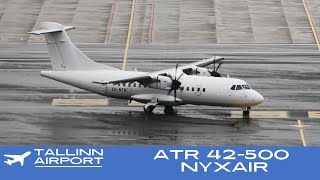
[3,151,31,166]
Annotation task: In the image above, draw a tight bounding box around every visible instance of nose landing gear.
[242,107,251,116]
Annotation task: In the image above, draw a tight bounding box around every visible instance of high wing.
[92,56,223,84]
[179,56,224,72]
[3,154,20,159]
[150,56,224,76]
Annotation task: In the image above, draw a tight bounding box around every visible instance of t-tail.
[29,22,119,71]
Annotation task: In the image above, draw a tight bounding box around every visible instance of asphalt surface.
[0,43,319,145]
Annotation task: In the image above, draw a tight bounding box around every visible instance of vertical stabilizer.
[29,22,119,71]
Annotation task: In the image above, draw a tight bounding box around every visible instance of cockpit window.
[242,84,251,89]
[231,84,251,90]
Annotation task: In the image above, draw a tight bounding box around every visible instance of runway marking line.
[52,99,109,106]
[290,120,310,146]
[148,3,155,44]
[308,111,320,118]
[301,0,320,51]
[122,0,136,70]
[104,3,116,44]
[230,111,288,118]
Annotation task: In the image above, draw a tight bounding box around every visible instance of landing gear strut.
[143,105,155,114]
[164,106,174,114]
[242,107,251,116]
[143,101,158,114]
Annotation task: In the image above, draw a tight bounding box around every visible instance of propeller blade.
[213,56,216,71]
[166,64,183,102]
[216,62,222,71]
[177,72,183,81]
[175,64,179,80]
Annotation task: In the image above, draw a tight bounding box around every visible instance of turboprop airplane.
[30,22,264,115]
[4,151,31,166]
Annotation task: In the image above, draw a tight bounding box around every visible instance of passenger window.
[192,87,194,91]
[236,85,242,90]
[231,85,236,90]
[203,88,206,92]
[187,87,189,91]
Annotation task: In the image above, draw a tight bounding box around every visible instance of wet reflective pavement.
[0,44,319,145]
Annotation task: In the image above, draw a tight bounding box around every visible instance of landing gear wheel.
[242,107,251,116]
[164,106,174,114]
[143,105,155,114]
[243,110,250,116]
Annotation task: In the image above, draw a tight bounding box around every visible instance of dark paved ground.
[0,44,319,145]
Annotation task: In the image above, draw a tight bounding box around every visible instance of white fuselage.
[41,70,264,108]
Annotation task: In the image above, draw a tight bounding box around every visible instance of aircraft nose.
[255,91,264,104]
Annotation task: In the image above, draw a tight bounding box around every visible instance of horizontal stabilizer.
[29,25,75,35]
[4,160,12,166]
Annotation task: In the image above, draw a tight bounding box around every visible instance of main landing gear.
[143,101,158,114]
[143,105,155,114]
[164,106,174,114]
[242,107,251,116]
[143,104,175,115]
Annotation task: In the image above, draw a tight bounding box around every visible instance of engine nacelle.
[145,75,172,90]
[186,67,212,76]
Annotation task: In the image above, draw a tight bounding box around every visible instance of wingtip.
[28,31,40,35]
[92,81,109,84]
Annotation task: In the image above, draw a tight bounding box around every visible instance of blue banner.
[0,147,318,180]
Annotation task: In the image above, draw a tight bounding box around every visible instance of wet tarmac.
[0,44,319,145]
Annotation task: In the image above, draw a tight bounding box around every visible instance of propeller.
[209,56,223,77]
[168,64,183,102]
